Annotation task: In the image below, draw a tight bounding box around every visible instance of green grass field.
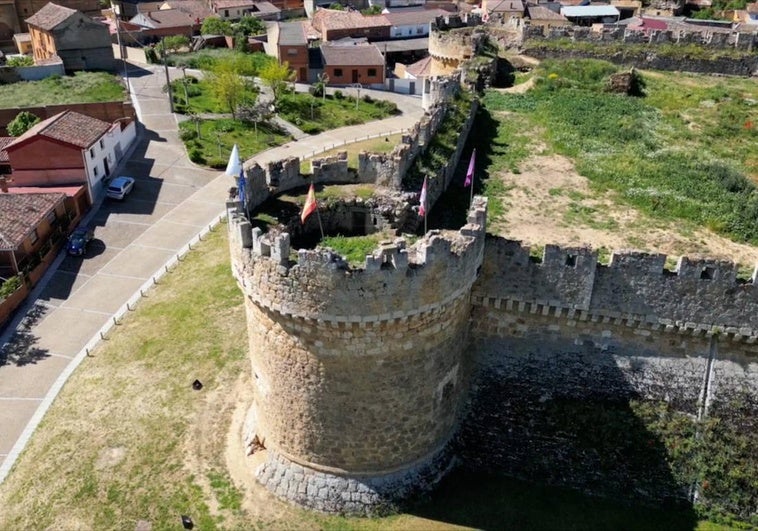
[171,77,258,115]
[482,60,758,244]
[179,117,290,169]
[276,92,399,134]
[0,72,125,108]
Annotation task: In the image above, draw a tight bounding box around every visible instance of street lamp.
[350,83,362,111]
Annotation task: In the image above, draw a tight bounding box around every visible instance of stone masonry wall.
[228,197,488,513]
[459,235,758,507]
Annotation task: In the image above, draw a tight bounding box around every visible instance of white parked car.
[106,176,135,200]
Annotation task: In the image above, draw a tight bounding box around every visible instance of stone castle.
[225,54,757,516]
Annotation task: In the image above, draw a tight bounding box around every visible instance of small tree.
[201,16,233,35]
[7,111,41,136]
[235,15,265,36]
[237,97,272,137]
[161,35,190,53]
[204,56,251,118]
[259,61,295,108]
[314,72,329,101]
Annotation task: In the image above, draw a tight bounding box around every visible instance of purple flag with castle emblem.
[464,149,475,187]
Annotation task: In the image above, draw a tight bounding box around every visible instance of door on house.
[103,158,110,177]
[114,142,122,161]
[352,70,358,83]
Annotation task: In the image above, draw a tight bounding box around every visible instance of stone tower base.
[255,447,457,515]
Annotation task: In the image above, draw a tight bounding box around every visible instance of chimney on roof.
[0,176,8,193]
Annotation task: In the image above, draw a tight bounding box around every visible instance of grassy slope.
[482,60,758,244]
[0,72,125,108]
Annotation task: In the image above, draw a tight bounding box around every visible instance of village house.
[320,40,385,85]
[129,0,210,39]
[3,110,137,208]
[267,20,309,81]
[311,8,390,41]
[212,0,280,20]
[525,4,570,29]
[25,2,114,72]
[384,8,449,38]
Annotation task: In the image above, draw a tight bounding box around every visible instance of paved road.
[0,62,423,482]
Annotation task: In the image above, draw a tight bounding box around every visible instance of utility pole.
[112,1,129,96]
[161,39,174,113]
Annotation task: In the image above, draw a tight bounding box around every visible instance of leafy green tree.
[7,111,41,136]
[235,15,265,36]
[201,16,233,35]
[259,61,295,107]
[204,56,252,118]
[313,72,329,100]
[161,35,190,53]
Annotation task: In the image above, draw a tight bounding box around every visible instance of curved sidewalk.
[0,62,424,484]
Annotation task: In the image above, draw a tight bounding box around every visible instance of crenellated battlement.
[473,237,758,338]
[229,196,488,324]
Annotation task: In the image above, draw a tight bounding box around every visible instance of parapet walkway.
[0,62,424,483]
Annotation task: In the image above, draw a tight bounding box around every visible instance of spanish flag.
[301,183,317,224]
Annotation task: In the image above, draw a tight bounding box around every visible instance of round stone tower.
[227,197,487,514]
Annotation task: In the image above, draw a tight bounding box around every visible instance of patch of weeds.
[529,244,545,263]
[596,246,611,264]
[207,470,243,511]
[320,234,382,266]
[548,188,565,197]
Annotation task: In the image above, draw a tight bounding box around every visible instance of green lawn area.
[171,77,258,115]
[179,117,290,169]
[164,49,275,76]
[482,59,758,245]
[276,92,399,134]
[0,72,125,108]
[0,227,739,530]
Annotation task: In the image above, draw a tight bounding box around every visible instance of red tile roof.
[527,5,568,19]
[747,2,758,13]
[25,2,77,31]
[405,55,432,77]
[0,137,14,163]
[313,8,389,32]
[0,192,65,250]
[321,42,385,66]
[6,111,111,151]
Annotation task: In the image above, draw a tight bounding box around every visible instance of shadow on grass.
[410,469,699,531]
[428,105,503,232]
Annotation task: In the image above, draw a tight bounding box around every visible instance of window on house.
[334,68,343,76]
[224,9,229,16]
[287,48,298,55]
[46,210,56,224]
[89,148,95,159]
[94,166,99,176]
[99,139,104,149]
[29,228,38,245]
[417,26,424,34]
[368,68,377,76]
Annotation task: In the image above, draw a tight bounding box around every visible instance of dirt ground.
[493,151,758,269]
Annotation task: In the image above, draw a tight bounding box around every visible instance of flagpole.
[424,187,428,234]
[314,180,325,240]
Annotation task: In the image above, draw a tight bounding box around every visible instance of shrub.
[0,275,21,300]
[334,90,343,99]
[362,94,373,103]
[188,147,205,164]
[179,129,198,141]
[7,111,41,136]
[206,157,227,169]
[6,55,33,67]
